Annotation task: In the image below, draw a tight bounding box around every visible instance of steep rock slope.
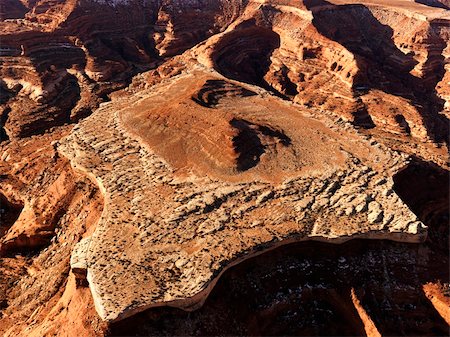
[416,0,450,9]
[0,0,245,138]
[0,0,29,20]
[195,0,450,146]
[0,128,106,337]
[0,0,448,336]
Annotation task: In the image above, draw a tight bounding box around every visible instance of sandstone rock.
[367,201,384,224]
[70,237,91,287]
[58,68,427,323]
[345,206,355,216]
[1,1,449,335]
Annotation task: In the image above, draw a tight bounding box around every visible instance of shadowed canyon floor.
[0,0,449,336]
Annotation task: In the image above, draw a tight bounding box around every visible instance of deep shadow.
[394,114,412,135]
[393,158,450,253]
[415,0,450,10]
[230,118,265,171]
[352,105,376,129]
[0,0,29,20]
[191,79,257,108]
[0,106,11,141]
[109,238,449,336]
[211,19,281,95]
[230,118,291,171]
[305,0,449,145]
[0,193,23,238]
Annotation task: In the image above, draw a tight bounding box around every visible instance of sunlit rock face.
[1,0,449,142]
[60,67,428,322]
[0,0,244,138]
[0,1,449,336]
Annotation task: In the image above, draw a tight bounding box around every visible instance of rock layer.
[60,68,426,322]
[0,0,449,335]
[0,0,244,138]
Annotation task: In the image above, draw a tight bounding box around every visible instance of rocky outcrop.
[153,0,246,57]
[0,127,105,337]
[1,0,449,335]
[108,149,450,336]
[0,127,105,257]
[0,0,247,139]
[59,68,426,322]
[2,0,448,145]
[71,237,91,286]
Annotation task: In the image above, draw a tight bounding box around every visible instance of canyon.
[0,0,449,336]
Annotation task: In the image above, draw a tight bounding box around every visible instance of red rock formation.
[0,1,449,336]
[0,128,105,337]
[153,0,245,57]
[191,0,449,148]
[2,0,449,144]
[0,0,245,138]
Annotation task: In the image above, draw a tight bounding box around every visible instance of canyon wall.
[0,1,448,336]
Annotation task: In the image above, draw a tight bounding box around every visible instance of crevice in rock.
[191,79,256,108]
[352,105,375,129]
[393,158,449,252]
[394,114,412,135]
[0,193,23,238]
[0,107,11,142]
[212,20,281,93]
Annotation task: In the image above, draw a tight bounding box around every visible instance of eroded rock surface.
[0,0,243,138]
[1,0,449,335]
[60,68,426,322]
